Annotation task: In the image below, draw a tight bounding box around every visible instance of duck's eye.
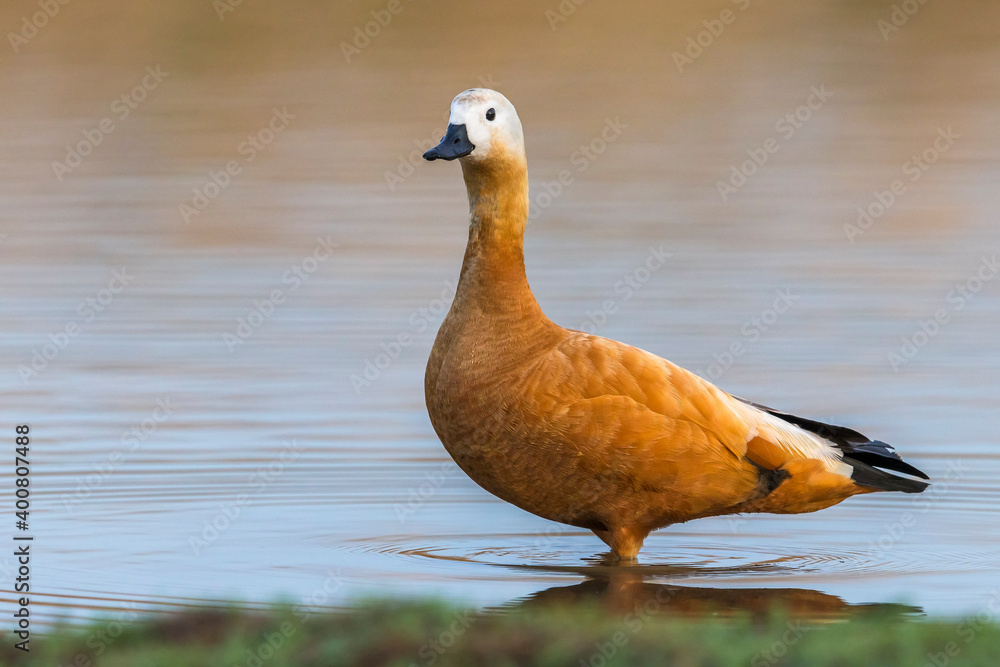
[485,108,496,121]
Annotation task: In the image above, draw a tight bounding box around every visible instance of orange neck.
[454,153,535,314]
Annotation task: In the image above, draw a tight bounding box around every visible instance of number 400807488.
[15,425,29,529]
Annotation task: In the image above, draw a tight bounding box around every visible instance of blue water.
[2,0,999,630]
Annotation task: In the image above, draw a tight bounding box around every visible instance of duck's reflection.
[497,558,921,619]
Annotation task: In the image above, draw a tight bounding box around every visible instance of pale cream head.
[448,88,523,161]
[423,88,524,163]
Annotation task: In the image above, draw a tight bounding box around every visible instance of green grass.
[4,599,1000,667]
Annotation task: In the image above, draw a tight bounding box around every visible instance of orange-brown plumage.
[423,89,929,560]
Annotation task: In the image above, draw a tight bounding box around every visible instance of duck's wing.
[536,331,926,515]
[545,330,835,467]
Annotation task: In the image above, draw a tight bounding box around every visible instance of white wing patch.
[733,401,855,478]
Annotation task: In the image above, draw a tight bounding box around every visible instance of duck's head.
[423,88,524,164]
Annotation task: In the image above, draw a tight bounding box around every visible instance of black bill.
[423,123,475,161]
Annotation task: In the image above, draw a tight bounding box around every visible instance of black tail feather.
[736,398,930,493]
[847,459,930,494]
[840,440,929,480]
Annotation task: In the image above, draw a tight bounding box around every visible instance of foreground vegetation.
[4,599,1000,666]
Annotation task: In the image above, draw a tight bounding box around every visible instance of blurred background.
[1,0,999,630]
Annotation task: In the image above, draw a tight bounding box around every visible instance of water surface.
[1,0,999,630]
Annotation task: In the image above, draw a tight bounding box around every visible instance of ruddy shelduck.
[422,88,929,560]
